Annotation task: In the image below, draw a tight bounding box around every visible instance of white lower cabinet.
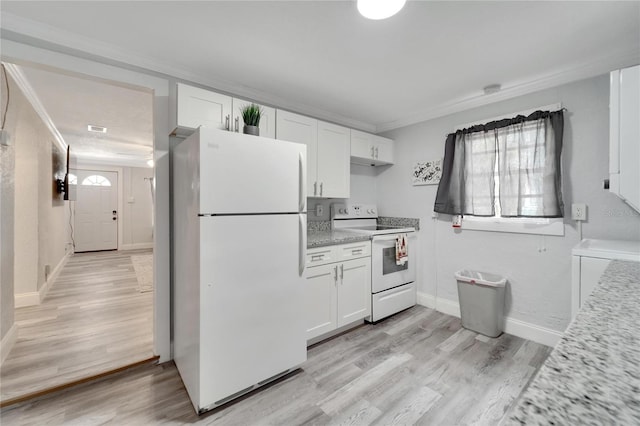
[305,242,371,342]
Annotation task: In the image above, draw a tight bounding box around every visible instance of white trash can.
[455,270,507,338]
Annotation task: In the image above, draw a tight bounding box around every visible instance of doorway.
[0,62,158,404]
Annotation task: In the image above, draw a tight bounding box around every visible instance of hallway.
[1,249,154,403]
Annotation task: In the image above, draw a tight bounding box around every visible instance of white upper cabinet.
[317,121,350,199]
[171,83,232,136]
[170,83,273,138]
[350,129,394,166]
[276,111,350,198]
[276,110,318,197]
[610,64,640,213]
[232,98,276,139]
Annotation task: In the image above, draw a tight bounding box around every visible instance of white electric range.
[332,203,417,322]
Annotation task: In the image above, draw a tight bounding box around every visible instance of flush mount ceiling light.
[87,124,107,133]
[357,0,406,20]
[147,159,154,168]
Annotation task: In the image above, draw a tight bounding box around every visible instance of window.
[68,173,77,185]
[81,174,112,186]
[434,106,565,236]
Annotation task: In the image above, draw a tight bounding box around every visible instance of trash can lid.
[454,269,507,287]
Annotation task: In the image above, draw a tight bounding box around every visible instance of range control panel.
[331,203,378,219]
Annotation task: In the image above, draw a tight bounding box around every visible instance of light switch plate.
[571,203,587,221]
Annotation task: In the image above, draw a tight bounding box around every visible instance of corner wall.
[377,75,640,334]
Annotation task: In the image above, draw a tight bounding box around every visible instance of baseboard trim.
[417,292,563,348]
[120,242,154,251]
[14,292,40,308]
[14,253,70,308]
[1,324,18,365]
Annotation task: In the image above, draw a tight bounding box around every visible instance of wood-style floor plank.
[0,305,550,425]
[0,250,154,402]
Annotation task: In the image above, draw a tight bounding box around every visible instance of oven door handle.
[373,233,413,242]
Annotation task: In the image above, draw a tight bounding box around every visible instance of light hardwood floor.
[0,250,154,403]
[0,306,550,425]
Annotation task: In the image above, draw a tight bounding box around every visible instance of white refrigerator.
[173,127,307,414]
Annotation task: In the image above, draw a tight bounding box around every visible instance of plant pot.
[243,125,259,136]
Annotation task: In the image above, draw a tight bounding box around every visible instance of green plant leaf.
[241,103,263,126]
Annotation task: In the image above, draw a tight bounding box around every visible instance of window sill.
[458,216,565,236]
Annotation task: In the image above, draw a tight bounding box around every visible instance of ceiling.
[1,1,639,138]
[17,65,154,168]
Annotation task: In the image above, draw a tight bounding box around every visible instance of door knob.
[112,210,117,215]
[112,217,117,221]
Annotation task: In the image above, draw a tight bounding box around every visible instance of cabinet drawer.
[306,247,336,267]
[337,241,371,261]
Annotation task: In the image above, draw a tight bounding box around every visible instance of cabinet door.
[276,110,318,196]
[374,136,394,165]
[580,257,611,307]
[337,257,371,328]
[618,65,640,212]
[232,98,276,139]
[176,83,232,131]
[317,121,350,198]
[305,264,338,340]
[351,129,374,160]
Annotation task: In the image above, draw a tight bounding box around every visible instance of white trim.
[1,63,67,153]
[15,292,40,308]
[120,242,154,251]
[376,47,639,132]
[1,324,18,365]
[460,216,565,237]
[14,252,70,307]
[417,292,563,348]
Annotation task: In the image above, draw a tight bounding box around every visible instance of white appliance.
[571,239,640,319]
[332,203,417,322]
[173,127,307,414]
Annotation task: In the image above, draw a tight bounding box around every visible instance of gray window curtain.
[434,110,564,218]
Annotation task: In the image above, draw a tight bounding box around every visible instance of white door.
[196,127,306,214]
[305,263,338,340]
[317,121,350,198]
[276,110,318,197]
[337,257,371,327]
[199,214,307,407]
[74,170,118,252]
[176,83,232,131]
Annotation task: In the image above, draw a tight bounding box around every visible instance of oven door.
[371,233,417,293]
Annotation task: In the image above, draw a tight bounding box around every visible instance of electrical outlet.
[571,203,587,221]
[315,204,324,217]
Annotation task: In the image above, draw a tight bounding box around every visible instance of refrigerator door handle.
[299,152,306,212]
[299,213,306,276]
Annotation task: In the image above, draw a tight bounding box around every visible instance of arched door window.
[81,174,112,186]
[68,173,78,185]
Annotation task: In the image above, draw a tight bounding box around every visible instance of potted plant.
[241,103,263,136]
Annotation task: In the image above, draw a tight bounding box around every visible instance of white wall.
[6,72,71,305]
[377,75,640,333]
[308,164,378,222]
[123,167,154,248]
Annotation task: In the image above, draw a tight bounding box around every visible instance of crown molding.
[0,12,376,133]
[3,62,67,152]
[375,47,640,133]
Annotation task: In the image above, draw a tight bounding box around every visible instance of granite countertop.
[506,260,640,425]
[307,229,370,249]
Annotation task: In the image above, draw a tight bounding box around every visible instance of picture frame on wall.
[412,159,442,186]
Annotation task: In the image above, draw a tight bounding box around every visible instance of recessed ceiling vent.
[87,124,107,133]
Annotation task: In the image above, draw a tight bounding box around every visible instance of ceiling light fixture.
[147,159,154,168]
[87,124,107,133]
[357,0,406,20]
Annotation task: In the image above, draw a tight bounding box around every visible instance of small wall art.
[412,159,442,186]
